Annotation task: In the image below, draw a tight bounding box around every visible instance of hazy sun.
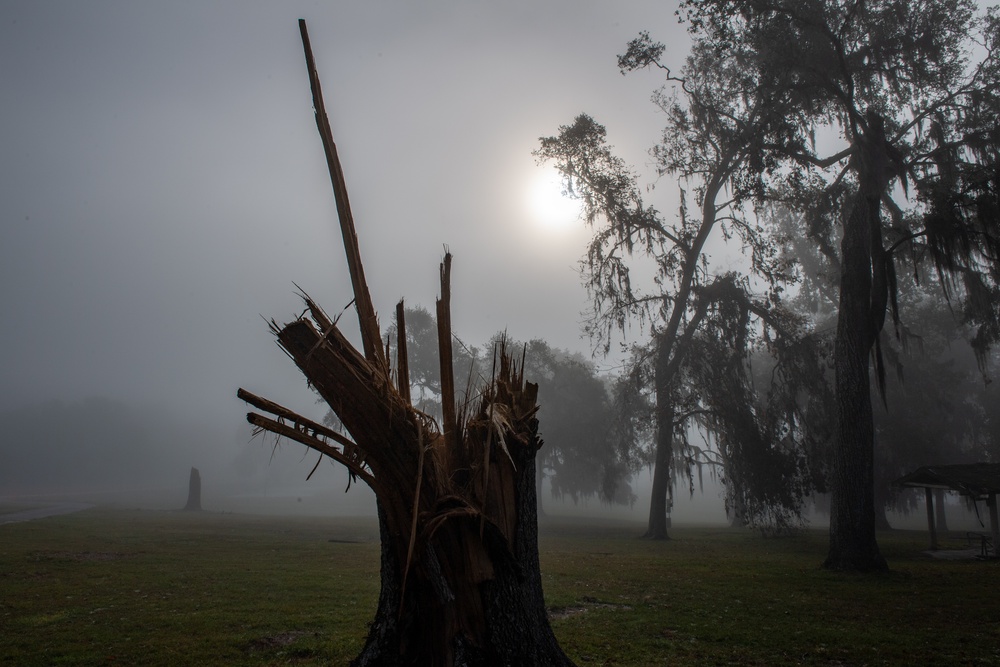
[526,167,582,232]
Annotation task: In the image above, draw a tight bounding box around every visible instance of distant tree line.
[376,305,641,511]
[0,398,240,500]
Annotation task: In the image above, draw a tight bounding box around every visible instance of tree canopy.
[675,0,1000,569]
[383,306,637,510]
[536,13,826,537]
[519,338,640,508]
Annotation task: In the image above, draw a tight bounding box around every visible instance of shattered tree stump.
[236,20,575,667]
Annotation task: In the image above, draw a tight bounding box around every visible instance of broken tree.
[237,20,575,667]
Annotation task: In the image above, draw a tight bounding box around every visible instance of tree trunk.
[645,436,673,539]
[351,477,570,667]
[825,195,886,570]
[824,118,891,572]
[726,472,748,529]
[645,338,675,539]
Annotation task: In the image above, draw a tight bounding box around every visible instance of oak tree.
[536,29,800,538]
[682,0,1000,569]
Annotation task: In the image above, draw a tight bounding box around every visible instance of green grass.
[1,509,999,666]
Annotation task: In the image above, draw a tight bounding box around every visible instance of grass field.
[1,507,999,666]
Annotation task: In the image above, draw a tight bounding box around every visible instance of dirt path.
[0,502,94,525]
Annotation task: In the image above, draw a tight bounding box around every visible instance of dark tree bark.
[644,399,673,540]
[353,489,567,666]
[824,118,891,572]
[726,474,749,529]
[644,335,677,540]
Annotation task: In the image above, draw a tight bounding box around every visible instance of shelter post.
[893,464,1000,557]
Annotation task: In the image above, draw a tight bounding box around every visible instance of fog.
[1,2,735,523]
[0,392,735,525]
[2,1,682,415]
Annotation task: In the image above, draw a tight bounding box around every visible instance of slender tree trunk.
[824,121,890,572]
[645,337,674,539]
[645,434,673,539]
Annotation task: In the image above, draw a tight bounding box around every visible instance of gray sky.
[1,1,689,425]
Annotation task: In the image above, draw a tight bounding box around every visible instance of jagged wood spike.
[298,19,382,364]
[237,387,358,451]
[396,299,412,405]
[436,252,457,453]
[245,412,376,489]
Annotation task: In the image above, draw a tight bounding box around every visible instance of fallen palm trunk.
[236,20,575,667]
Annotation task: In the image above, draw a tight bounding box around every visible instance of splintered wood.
[236,20,571,667]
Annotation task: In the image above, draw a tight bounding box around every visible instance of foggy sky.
[1,2,688,426]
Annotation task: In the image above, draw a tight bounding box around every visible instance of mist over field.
[3,0,998,569]
[0,395,739,525]
[0,1,687,527]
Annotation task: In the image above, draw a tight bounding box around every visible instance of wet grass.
[1,508,998,665]
[541,520,1000,665]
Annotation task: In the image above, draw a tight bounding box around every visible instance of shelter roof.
[893,463,1000,498]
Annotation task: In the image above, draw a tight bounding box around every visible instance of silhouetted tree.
[681,0,1000,570]
[381,311,638,512]
[382,314,636,504]
[385,305,481,419]
[683,277,832,534]
[516,339,639,509]
[536,29,800,538]
[772,204,998,530]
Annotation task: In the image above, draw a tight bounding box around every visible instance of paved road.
[0,502,94,525]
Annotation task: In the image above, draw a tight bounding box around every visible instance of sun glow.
[526,167,582,232]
